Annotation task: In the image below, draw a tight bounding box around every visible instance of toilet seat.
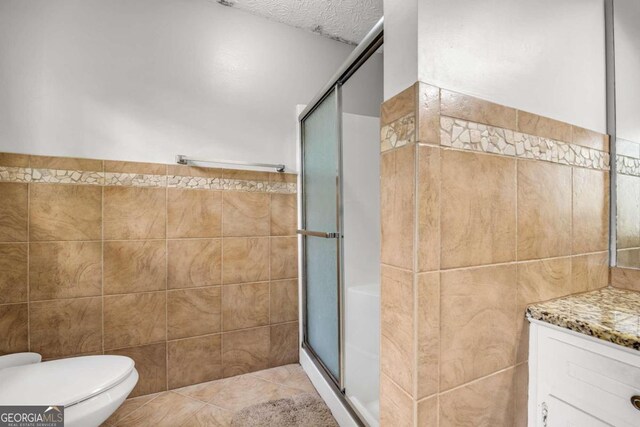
[0,355,135,407]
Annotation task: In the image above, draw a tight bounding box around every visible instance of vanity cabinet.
[528,321,640,426]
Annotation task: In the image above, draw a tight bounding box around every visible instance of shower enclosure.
[297,19,383,426]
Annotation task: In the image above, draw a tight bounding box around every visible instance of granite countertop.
[526,287,640,351]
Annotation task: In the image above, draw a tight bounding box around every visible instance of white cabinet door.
[547,396,613,427]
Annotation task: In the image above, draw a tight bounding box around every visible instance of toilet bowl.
[0,353,138,427]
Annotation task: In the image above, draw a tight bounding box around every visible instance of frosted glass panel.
[302,89,340,380]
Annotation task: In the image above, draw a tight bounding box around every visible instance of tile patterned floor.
[103,364,324,426]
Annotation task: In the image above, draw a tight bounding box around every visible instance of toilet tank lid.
[0,355,135,407]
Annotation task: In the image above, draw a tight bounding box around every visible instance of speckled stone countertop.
[526,287,640,351]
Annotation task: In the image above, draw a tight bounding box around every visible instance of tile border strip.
[381,112,415,151]
[440,116,610,171]
[0,167,297,193]
[616,155,640,177]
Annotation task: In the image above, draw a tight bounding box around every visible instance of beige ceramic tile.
[104,186,166,240]
[270,279,298,324]
[440,90,517,130]
[440,264,517,390]
[616,174,640,249]
[30,184,102,241]
[110,343,167,397]
[515,363,529,427]
[181,404,232,427]
[167,239,221,289]
[103,292,166,349]
[270,237,298,280]
[270,194,297,236]
[572,168,609,254]
[439,367,515,427]
[222,282,269,332]
[417,145,440,272]
[222,192,270,237]
[167,189,221,238]
[168,335,222,389]
[103,393,161,425]
[269,172,297,184]
[222,327,270,377]
[572,126,609,152]
[417,272,439,399]
[417,395,438,427]
[249,364,316,393]
[517,160,572,260]
[29,297,102,358]
[611,267,640,292]
[222,237,269,284]
[441,150,516,269]
[270,322,298,366]
[30,155,102,171]
[617,248,640,268]
[222,169,271,182]
[168,287,221,339]
[517,111,572,142]
[0,153,29,168]
[380,265,413,396]
[104,240,166,295]
[29,241,102,300]
[104,160,166,175]
[117,392,205,427]
[0,244,27,303]
[381,83,416,126]
[167,164,222,178]
[0,303,28,355]
[381,145,415,271]
[0,183,28,242]
[571,252,608,293]
[380,374,413,427]
[417,82,441,145]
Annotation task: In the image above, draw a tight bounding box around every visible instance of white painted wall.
[0,0,381,171]
[384,0,607,133]
[615,0,640,143]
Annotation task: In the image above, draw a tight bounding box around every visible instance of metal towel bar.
[176,155,285,173]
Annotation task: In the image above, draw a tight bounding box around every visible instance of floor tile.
[116,392,205,427]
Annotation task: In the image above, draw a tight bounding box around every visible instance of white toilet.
[0,352,138,427]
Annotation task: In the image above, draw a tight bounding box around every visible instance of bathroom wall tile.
[270,194,297,236]
[222,169,271,182]
[517,160,572,260]
[117,391,205,427]
[381,145,415,271]
[417,82,441,145]
[617,248,640,268]
[417,272,439,399]
[380,374,414,427]
[515,363,529,427]
[616,174,640,249]
[222,282,269,331]
[439,367,515,427]
[517,111,572,142]
[440,90,517,130]
[104,240,166,295]
[381,83,415,126]
[223,192,270,237]
[168,286,221,340]
[168,334,222,389]
[30,297,102,358]
[516,257,572,362]
[222,326,270,377]
[417,145,440,272]
[29,241,102,300]
[30,184,102,241]
[611,267,640,292]
[572,168,609,254]
[0,243,27,303]
[417,395,438,427]
[167,189,221,238]
[0,153,29,168]
[0,183,27,242]
[222,237,269,284]
[571,252,608,293]
[103,186,166,240]
[440,264,517,391]
[104,292,166,349]
[270,237,298,280]
[104,160,166,175]
[441,150,516,269]
[380,265,414,396]
[167,164,222,178]
[111,342,167,397]
[269,172,297,184]
[30,155,102,171]
[0,303,28,355]
[270,279,298,324]
[167,239,221,289]
[269,322,298,367]
[573,125,609,152]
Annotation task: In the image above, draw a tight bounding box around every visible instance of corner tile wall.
[379,83,610,426]
[614,138,640,270]
[0,153,298,397]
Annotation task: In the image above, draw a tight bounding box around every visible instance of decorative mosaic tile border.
[440,117,610,171]
[0,166,297,193]
[381,113,415,151]
[616,155,640,177]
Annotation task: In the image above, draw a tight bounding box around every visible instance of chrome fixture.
[175,155,285,173]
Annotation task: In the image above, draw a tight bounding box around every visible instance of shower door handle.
[297,229,340,239]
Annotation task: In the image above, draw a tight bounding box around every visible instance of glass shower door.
[300,87,342,384]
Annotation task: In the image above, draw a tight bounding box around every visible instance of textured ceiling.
[216,0,383,45]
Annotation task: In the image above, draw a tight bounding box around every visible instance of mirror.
[613,0,640,269]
